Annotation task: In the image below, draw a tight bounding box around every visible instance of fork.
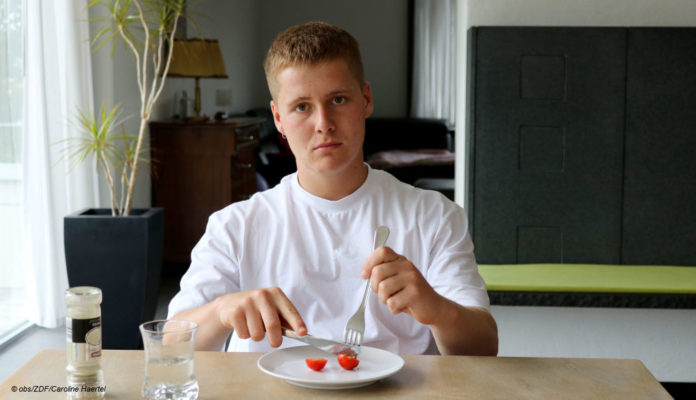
[343,225,390,348]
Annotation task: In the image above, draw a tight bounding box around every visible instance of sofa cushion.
[479,264,696,294]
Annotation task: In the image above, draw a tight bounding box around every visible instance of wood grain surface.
[0,350,672,399]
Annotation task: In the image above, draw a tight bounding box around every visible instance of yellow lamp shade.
[166,39,228,78]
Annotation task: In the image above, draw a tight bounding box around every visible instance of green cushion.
[478,264,696,294]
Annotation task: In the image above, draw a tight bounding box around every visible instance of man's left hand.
[360,246,445,325]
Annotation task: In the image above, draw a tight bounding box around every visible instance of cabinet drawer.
[231,151,255,180]
[235,125,260,151]
[231,150,256,201]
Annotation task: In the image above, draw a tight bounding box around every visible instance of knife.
[281,327,359,357]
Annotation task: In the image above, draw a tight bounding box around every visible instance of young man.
[168,22,498,356]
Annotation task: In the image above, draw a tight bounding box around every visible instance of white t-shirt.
[168,166,489,354]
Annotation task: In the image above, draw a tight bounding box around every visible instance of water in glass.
[140,320,199,400]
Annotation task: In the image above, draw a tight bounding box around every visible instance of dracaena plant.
[65,104,133,216]
[66,0,190,216]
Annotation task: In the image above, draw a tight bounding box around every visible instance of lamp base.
[186,77,209,122]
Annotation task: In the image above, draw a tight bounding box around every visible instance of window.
[0,0,29,346]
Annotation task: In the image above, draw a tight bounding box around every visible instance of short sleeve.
[167,208,242,318]
[425,204,490,310]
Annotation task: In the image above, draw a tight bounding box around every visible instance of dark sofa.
[246,108,455,197]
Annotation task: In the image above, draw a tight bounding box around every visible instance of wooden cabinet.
[150,117,264,264]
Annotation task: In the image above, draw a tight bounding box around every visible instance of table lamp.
[166,39,228,121]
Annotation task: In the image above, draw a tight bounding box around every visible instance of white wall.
[466,0,696,26]
[160,0,409,118]
[491,306,696,383]
[257,0,409,117]
[92,0,410,209]
[89,4,148,209]
[156,0,264,120]
[459,0,696,383]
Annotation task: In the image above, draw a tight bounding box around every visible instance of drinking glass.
[139,320,199,400]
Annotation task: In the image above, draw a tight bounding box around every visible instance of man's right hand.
[214,286,307,348]
[171,286,306,351]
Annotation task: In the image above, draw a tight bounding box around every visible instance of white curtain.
[411,0,457,124]
[23,0,98,327]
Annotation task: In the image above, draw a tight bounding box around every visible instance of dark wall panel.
[623,28,696,266]
[469,27,626,264]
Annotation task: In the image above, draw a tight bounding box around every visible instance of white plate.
[257,345,404,390]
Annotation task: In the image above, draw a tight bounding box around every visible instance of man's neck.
[296,163,369,201]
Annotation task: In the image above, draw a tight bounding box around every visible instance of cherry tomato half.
[305,358,328,371]
[337,353,360,370]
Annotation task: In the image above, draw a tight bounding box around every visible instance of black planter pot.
[64,207,164,350]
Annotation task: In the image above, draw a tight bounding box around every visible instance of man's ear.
[362,82,374,118]
[270,100,284,134]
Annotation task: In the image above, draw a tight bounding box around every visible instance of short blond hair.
[264,21,365,100]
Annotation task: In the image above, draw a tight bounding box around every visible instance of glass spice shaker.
[65,286,105,399]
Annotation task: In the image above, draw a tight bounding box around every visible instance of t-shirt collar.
[290,163,374,213]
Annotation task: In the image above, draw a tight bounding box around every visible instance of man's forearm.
[430,299,498,356]
[171,297,232,351]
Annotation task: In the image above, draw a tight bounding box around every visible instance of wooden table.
[0,350,671,399]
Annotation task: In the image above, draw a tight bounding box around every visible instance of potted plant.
[63,0,189,349]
